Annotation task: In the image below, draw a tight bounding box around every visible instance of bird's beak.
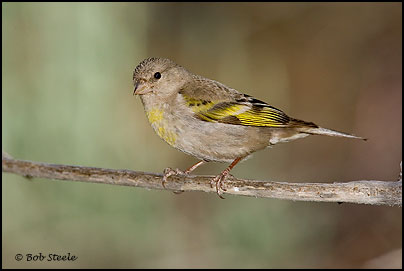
[133,80,152,95]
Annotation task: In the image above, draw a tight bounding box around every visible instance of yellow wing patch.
[183,97,216,113]
[183,95,290,127]
[235,107,290,127]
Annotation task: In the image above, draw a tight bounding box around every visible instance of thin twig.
[2,151,402,206]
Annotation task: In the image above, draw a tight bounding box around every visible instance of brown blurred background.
[2,2,402,268]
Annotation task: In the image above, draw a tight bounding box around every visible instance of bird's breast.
[146,108,178,147]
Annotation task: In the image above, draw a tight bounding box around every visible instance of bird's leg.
[211,157,242,199]
[183,160,206,175]
[162,160,206,189]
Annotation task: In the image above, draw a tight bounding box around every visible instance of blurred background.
[2,2,402,268]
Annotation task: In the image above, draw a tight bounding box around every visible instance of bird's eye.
[154,72,161,79]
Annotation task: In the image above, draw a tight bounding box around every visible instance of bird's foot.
[210,171,232,199]
[162,167,186,193]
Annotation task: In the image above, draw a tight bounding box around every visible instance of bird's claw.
[163,165,234,199]
[162,167,186,193]
[210,172,231,199]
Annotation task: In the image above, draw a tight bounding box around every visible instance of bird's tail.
[290,118,367,141]
[302,126,366,140]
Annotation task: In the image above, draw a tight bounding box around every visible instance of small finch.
[133,57,366,197]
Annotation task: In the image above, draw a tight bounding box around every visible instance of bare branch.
[2,152,402,206]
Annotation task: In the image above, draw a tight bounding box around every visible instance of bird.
[132,57,366,198]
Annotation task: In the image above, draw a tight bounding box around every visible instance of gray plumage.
[132,57,366,196]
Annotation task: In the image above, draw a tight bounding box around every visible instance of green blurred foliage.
[2,2,402,268]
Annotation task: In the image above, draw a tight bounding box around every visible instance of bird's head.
[133,57,190,98]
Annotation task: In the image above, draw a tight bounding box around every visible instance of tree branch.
[2,151,402,206]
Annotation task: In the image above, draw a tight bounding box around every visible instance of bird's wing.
[179,77,292,127]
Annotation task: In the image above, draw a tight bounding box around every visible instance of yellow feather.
[183,96,216,114]
[157,127,177,146]
[146,108,177,146]
[183,94,289,127]
[237,109,287,127]
[203,104,245,119]
[147,108,164,124]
